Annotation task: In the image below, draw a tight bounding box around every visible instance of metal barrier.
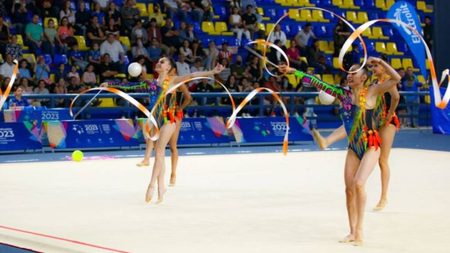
[3,91,431,127]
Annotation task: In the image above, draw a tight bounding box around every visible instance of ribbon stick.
[0,60,19,110]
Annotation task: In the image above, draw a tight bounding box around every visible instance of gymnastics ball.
[128,62,143,77]
[72,150,84,162]
[318,90,335,105]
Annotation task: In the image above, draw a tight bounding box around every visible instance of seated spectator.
[179,39,194,63]
[87,16,106,46]
[67,76,84,93]
[8,86,29,108]
[147,38,163,62]
[104,18,121,37]
[229,6,250,45]
[131,19,147,45]
[105,2,122,27]
[67,65,81,81]
[34,56,51,81]
[121,0,140,35]
[0,54,15,78]
[69,44,88,71]
[18,59,33,81]
[268,24,287,47]
[44,18,62,56]
[92,2,106,25]
[54,78,68,106]
[148,4,165,26]
[100,33,126,64]
[191,40,206,62]
[54,63,69,83]
[75,0,91,36]
[5,35,23,60]
[58,17,77,48]
[82,64,97,87]
[60,0,76,25]
[88,42,102,69]
[33,79,50,107]
[98,53,119,82]
[131,38,150,59]
[25,14,49,54]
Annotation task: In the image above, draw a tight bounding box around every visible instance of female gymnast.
[311,58,400,211]
[137,66,193,188]
[280,56,400,246]
[144,57,224,203]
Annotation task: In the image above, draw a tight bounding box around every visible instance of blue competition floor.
[1,128,449,164]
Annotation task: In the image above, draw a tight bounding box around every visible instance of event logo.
[0,128,14,138]
[181,121,191,128]
[392,3,421,43]
[41,111,60,121]
[270,122,288,131]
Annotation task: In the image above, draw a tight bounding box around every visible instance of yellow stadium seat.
[276,0,289,6]
[426,60,430,70]
[417,75,426,84]
[98,98,116,107]
[300,57,308,65]
[74,36,89,51]
[375,42,387,54]
[257,23,266,31]
[119,36,130,49]
[266,23,275,33]
[402,58,419,71]
[362,27,373,38]
[343,0,359,9]
[312,10,329,22]
[16,35,28,50]
[386,42,403,55]
[417,1,433,13]
[334,74,342,85]
[147,3,154,14]
[44,17,58,29]
[346,11,358,23]
[375,0,388,10]
[357,12,368,24]
[135,3,148,17]
[372,27,388,39]
[322,74,335,84]
[332,0,343,7]
[333,57,340,69]
[299,9,312,21]
[299,0,315,6]
[386,0,395,9]
[23,53,36,64]
[391,58,402,69]
[215,22,233,35]
[201,21,218,35]
[288,9,301,21]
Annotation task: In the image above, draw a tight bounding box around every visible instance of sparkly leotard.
[294,70,382,159]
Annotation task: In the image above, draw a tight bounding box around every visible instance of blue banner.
[3,107,71,125]
[431,87,450,134]
[387,1,427,77]
[231,117,313,143]
[45,119,140,149]
[0,122,42,151]
[178,117,231,144]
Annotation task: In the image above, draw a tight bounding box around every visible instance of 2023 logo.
[0,129,15,138]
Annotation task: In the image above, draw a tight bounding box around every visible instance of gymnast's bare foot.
[145,185,154,203]
[373,198,387,211]
[311,129,327,150]
[338,234,355,243]
[136,160,150,167]
[352,239,363,246]
[156,187,167,204]
[352,230,363,246]
[169,173,176,187]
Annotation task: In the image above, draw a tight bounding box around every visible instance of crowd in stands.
[0,0,432,125]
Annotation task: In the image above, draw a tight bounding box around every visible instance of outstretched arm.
[171,64,224,85]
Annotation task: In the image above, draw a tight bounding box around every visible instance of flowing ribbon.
[226,87,290,155]
[69,87,160,141]
[0,60,19,110]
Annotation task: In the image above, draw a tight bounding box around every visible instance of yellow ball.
[72,150,84,162]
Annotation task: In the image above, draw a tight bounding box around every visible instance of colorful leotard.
[294,70,382,159]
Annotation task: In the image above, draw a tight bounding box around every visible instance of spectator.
[69,44,88,71]
[163,0,188,22]
[131,19,147,45]
[230,55,245,79]
[54,78,68,107]
[67,76,83,93]
[424,16,433,50]
[205,40,219,70]
[218,42,233,62]
[5,35,22,60]
[161,17,181,55]
[92,2,106,25]
[44,18,61,56]
[333,19,350,57]
[34,56,50,81]
[54,63,69,82]
[100,33,125,64]
[19,77,33,94]
[295,23,316,54]
[217,58,231,83]
[25,14,48,54]
[0,16,10,55]
[33,79,50,106]
[94,0,110,9]
[87,16,106,46]
[267,39,285,66]
[268,24,287,47]
[245,56,262,82]
[58,16,77,48]
[176,54,191,76]
[179,39,194,63]
[67,65,80,80]
[105,2,121,27]
[147,38,163,62]
[297,68,318,128]
[18,59,32,80]
[148,4,165,26]
[41,0,59,18]
[147,18,163,44]
[190,40,206,62]
[402,67,421,127]
[252,22,266,40]
[8,86,30,108]
[75,0,91,36]
[104,17,121,37]
[189,58,204,91]
[287,39,307,71]
[229,6,251,45]
[98,53,118,82]
[242,5,257,33]
[121,0,140,35]
[11,0,28,35]
[131,38,150,59]
[179,22,197,43]
[0,54,15,78]
[60,0,76,25]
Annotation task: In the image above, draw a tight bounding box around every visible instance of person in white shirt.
[268,24,287,46]
[100,33,125,63]
[176,54,190,76]
[229,6,250,45]
[295,23,316,49]
[0,54,15,78]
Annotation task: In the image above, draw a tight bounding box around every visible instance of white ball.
[128,62,143,77]
[318,90,335,105]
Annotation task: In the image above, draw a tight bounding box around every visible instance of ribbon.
[0,60,19,110]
